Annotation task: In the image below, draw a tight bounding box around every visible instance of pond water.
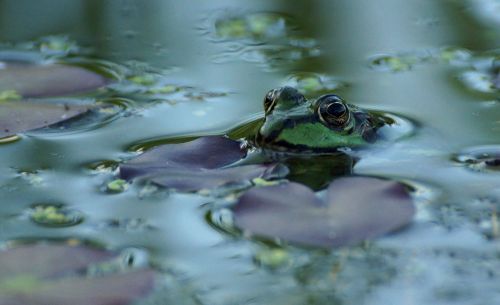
[0,0,500,304]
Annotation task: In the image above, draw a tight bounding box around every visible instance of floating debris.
[452,145,500,172]
[28,204,84,227]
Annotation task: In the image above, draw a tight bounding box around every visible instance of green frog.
[251,86,389,153]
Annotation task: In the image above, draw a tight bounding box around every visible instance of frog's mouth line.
[258,114,356,144]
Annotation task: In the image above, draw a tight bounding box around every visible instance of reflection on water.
[0,0,500,304]
[207,10,321,70]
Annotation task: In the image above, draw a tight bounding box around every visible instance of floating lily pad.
[284,72,346,96]
[369,55,415,72]
[28,204,84,227]
[0,243,155,305]
[439,47,472,65]
[233,177,415,248]
[0,63,108,98]
[107,179,130,193]
[148,164,284,192]
[214,13,288,41]
[121,137,245,178]
[120,136,286,192]
[0,100,90,138]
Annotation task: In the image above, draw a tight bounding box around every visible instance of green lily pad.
[285,72,345,96]
[0,100,90,138]
[233,177,415,248]
[29,204,84,227]
[214,13,288,41]
[0,243,155,305]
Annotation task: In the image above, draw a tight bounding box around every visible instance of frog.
[250,86,389,153]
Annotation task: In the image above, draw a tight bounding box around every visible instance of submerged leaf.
[0,243,155,305]
[0,100,90,138]
[0,63,108,98]
[233,177,415,248]
[4,270,155,305]
[149,163,284,192]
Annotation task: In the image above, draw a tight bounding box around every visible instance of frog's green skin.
[251,87,388,153]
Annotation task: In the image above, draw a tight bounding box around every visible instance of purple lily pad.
[0,100,90,138]
[0,243,155,305]
[148,164,283,192]
[0,244,113,279]
[233,177,415,248]
[120,136,246,179]
[0,63,108,98]
[120,136,286,192]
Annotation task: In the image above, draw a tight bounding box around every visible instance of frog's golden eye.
[317,95,350,127]
[263,89,278,113]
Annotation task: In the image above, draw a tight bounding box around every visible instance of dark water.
[1,0,500,304]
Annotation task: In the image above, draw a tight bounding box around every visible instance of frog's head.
[254,87,384,153]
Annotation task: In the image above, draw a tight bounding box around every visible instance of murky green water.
[1,0,500,304]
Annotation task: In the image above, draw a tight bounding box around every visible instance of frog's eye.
[317,95,350,127]
[263,89,278,113]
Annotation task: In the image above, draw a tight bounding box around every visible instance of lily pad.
[148,164,283,192]
[0,100,90,138]
[120,136,286,192]
[284,72,346,96]
[0,243,155,305]
[0,63,108,98]
[233,177,415,248]
[214,13,288,41]
[0,244,113,278]
[121,136,245,178]
[28,204,84,227]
